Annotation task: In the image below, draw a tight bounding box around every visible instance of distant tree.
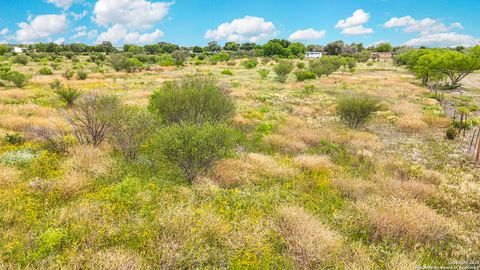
[374,42,393,52]
[287,42,306,57]
[263,40,288,57]
[240,42,257,51]
[206,41,222,52]
[324,40,345,55]
[0,45,9,55]
[171,50,189,65]
[309,56,342,77]
[224,42,240,51]
[192,46,203,53]
[306,44,323,52]
[144,44,162,54]
[273,60,294,83]
[158,42,179,53]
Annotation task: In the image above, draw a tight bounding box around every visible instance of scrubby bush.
[309,56,342,77]
[445,127,457,140]
[258,69,270,80]
[49,79,63,90]
[148,75,235,125]
[4,71,29,87]
[39,66,53,75]
[55,86,82,107]
[297,62,305,69]
[221,69,233,75]
[12,54,29,65]
[63,94,120,146]
[242,59,258,69]
[274,60,294,83]
[294,71,316,81]
[149,123,236,181]
[76,70,88,80]
[110,106,156,161]
[336,96,381,128]
[3,133,25,145]
[63,69,75,80]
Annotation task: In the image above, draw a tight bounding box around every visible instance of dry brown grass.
[396,115,429,132]
[349,196,457,245]
[63,145,113,179]
[0,165,21,188]
[278,205,342,269]
[292,154,334,173]
[210,153,296,187]
[0,115,61,132]
[386,253,419,270]
[86,248,144,270]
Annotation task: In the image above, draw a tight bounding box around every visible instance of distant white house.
[12,47,24,54]
[305,52,322,58]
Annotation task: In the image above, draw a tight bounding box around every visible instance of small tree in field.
[63,94,120,146]
[148,75,235,125]
[258,69,270,80]
[274,60,294,83]
[110,106,156,161]
[55,86,82,107]
[336,96,381,129]
[150,123,235,181]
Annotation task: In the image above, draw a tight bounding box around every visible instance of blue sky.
[0,0,479,47]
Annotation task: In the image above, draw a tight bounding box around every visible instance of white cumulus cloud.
[94,0,172,30]
[335,9,369,29]
[0,28,9,35]
[404,32,480,47]
[47,0,82,10]
[15,14,68,42]
[70,10,88,21]
[384,16,462,35]
[288,28,325,41]
[54,37,65,44]
[205,16,276,42]
[96,24,163,45]
[384,16,416,28]
[341,25,373,36]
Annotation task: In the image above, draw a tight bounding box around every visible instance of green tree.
[273,60,294,83]
[374,42,393,52]
[224,42,240,51]
[287,42,306,57]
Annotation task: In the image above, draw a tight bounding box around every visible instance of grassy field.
[0,57,479,269]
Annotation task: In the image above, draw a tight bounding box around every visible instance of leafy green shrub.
[12,54,29,65]
[156,54,175,66]
[303,85,316,94]
[63,69,75,80]
[221,69,233,75]
[242,59,258,69]
[3,133,25,145]
[226,61,236,66]
[76,70,88,80]
[274,60,294,83]
[309,57,342,78]
[257,69,270,80]
[149,75,235,125]
[336,96,381,128]
[294,71,316,81]
[39,66,53,75]
[445,127,457,140]
[4,71,29,87]
[149,123,236,181]
[55,86,82,107]
[297,62,305,69]
[367,62,374,66]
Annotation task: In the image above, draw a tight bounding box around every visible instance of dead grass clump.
[351,196,456,245]
[390,100,421,116]
[278,205,342,269]
[395,116,428,132]
[386,253,419,270]
[293,154,334,173]
[0,165,21,188]
[263,117,324,153]
[341,243,375,270]
[0,115,58,132]
[210,158,253,187]
[87,248,144,270]
[52,171,91,198]
[210,153,296,187]
[263,134,308,154]
[420,169,445,185]
[331,178,378,199]
[397,180,438,201]
[347,130,383,152]
[63,145,113,178]
[422,114,450,128]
